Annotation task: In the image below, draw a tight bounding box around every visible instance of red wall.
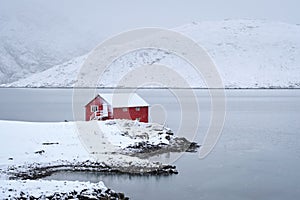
[113,106,148,122]
[85,96,148,122]
[85,96,113,121]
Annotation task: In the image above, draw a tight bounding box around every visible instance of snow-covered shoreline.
[0,179,129,200]
[0,120,183,178]
[0,119,197,198]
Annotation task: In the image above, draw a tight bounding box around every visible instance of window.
[91,105,98,112]
[122,107,128,112]
[136,117,140,121]
[135,107,140,111]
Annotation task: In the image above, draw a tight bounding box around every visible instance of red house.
[85,93,149,122]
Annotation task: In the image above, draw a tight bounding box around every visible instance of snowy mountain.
[3,20,300,88]
[0,2,102,84]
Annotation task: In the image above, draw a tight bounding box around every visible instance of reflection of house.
[85,93,149,122]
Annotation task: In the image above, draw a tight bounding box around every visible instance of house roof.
[99,93,149,108]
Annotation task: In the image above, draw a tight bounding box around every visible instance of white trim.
[102,104,108,117]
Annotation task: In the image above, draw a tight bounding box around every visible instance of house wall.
[85,96,113,121]
[113,106,148,122]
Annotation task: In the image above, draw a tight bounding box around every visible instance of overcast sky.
[1,0,299,59]
[1,0,299,38]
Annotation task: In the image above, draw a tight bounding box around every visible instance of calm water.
[1,88,300,199]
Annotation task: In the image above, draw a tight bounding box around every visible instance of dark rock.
[186,142,201,152]
[166,129,174,135]
[34,150,45,154]
[118,192,125,199]
[42,142,59,145]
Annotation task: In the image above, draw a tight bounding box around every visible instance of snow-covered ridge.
[3,20,300,88]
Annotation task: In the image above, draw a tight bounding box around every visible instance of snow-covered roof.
[99,93,149,108]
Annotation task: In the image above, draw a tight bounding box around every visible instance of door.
[102,104,108,117]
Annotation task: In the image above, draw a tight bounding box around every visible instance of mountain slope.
[0,3,101,84]
[4,20,300,88]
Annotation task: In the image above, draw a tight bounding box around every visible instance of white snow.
[0,119,171,175]
[0,119,173,198]
[3,20,300,88]
[101,120,172,148]
[0,179,107,199]
[99,93,149,108]
[0,120,90,167]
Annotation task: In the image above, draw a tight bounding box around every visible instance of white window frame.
[135,107,140,111]
[91,105,98,112]
[122,107,128,112]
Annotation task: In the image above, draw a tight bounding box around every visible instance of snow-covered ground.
[101,120,172,148]
[3,20,300,88]
[0,180,109,199]
[0,119,180,198]
[0,119,175,172]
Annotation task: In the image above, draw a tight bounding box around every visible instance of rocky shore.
[5,160,178,180]
[124,137,200,159]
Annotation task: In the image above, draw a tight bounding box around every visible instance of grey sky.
[1,0,299,39]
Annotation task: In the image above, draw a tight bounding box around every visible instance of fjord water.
[1,88,300,199]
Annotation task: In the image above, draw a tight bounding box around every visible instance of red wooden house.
[85,93,149,122]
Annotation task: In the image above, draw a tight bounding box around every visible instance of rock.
[42,142,59,145]
[34,150,45,154]
[186,142,201,152]
[166,130,174,135]
[117,192,125,199]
